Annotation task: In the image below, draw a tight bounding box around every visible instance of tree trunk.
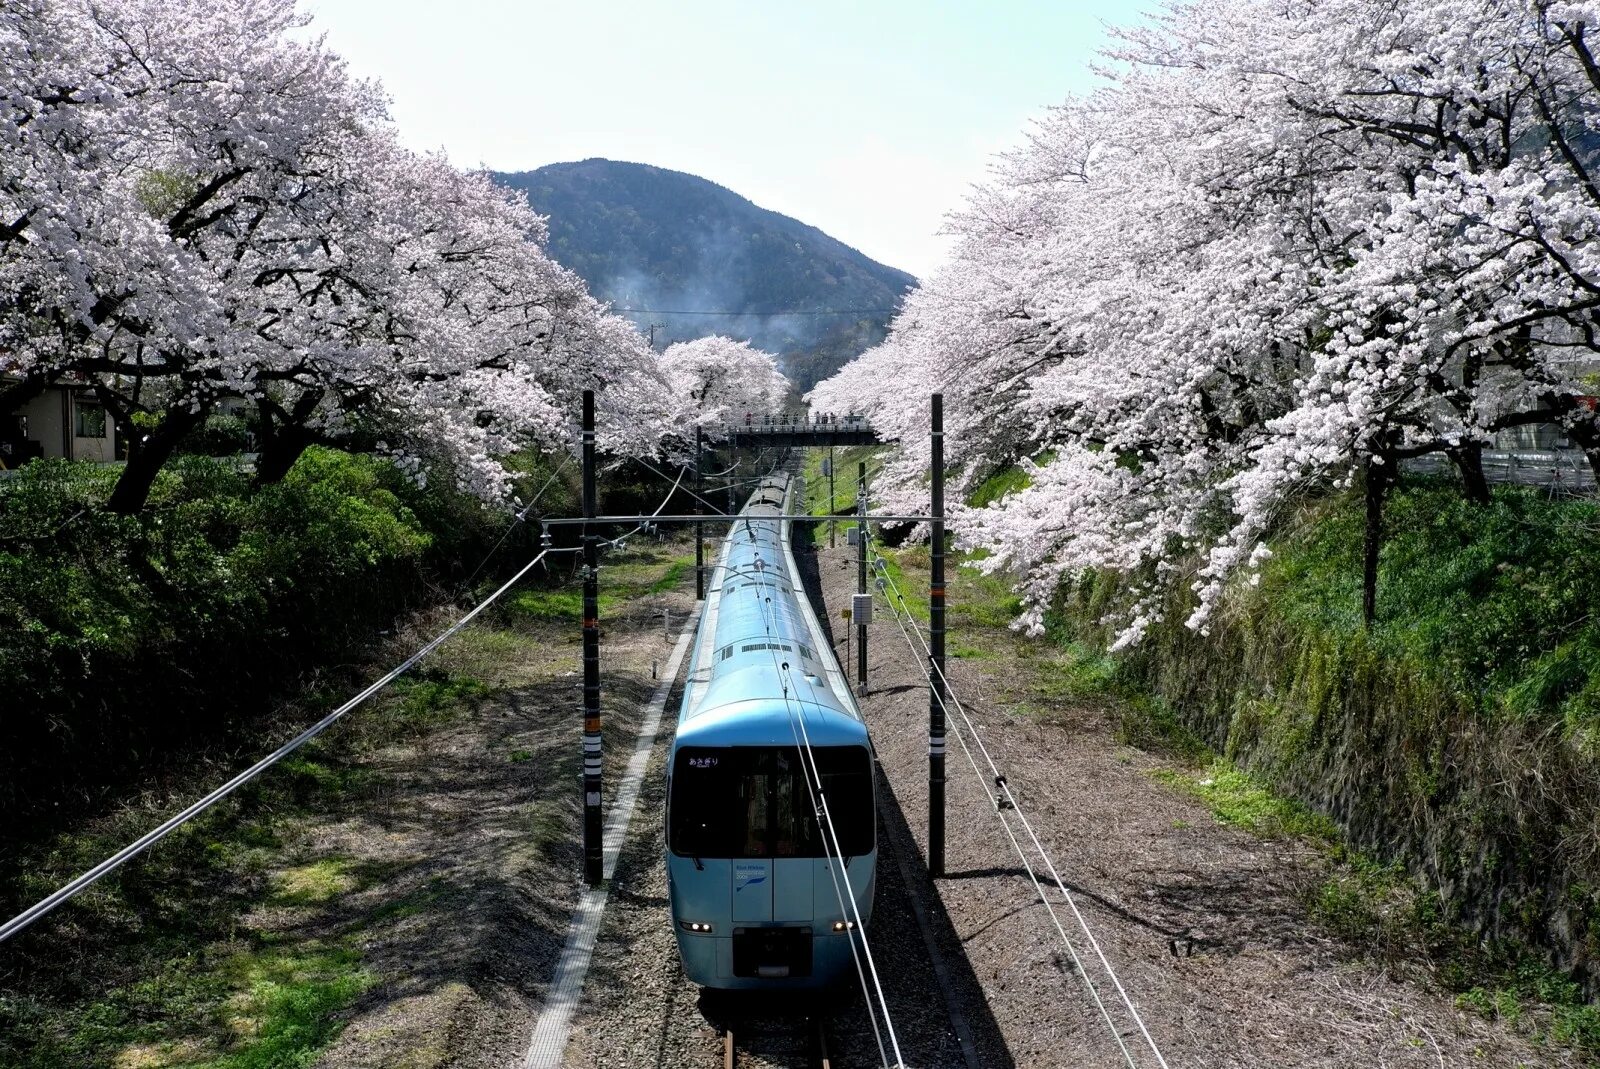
[253,427,313,485]
[1449,441,1492,504]
[1362,452,1393,629]
[105,406,204,514]
[1566,418,1600,486]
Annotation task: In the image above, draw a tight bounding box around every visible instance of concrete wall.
[9,388,116,462]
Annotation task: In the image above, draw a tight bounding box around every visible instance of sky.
[300,1,1157,278]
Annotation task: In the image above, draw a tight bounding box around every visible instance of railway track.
[722,1016,832,1069]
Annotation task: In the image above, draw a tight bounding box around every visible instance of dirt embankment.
[0,539,699,1069]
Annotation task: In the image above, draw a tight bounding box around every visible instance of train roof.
[673,473,869,751]
[674,694,868,750]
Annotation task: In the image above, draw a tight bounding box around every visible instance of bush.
[1266,481,1600,729]
[0,449,458,823]
[176,412,253,456]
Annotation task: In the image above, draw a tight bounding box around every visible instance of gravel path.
[808,540,1568,1069]
[299,544,703,1069]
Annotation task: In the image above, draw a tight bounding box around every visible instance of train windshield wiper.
[692,855,704,871]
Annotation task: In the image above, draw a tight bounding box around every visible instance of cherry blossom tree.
[1,0,672,512]
[811,0,1600,640]
[660,335,790,437]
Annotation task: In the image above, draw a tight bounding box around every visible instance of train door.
[770,750,815,922]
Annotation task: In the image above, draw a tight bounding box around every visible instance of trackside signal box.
[851,594,873,623]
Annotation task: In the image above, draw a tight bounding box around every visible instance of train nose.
[732,861,772,922]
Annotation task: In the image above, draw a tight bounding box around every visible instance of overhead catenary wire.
[1,454,702,946]
[754,590,893,1069]
[864,564,1138,1066]
[867,547,1172,1069]
[0,546,566,945]
[458,451,574,594]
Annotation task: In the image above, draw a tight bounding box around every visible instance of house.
[2,377,119,468]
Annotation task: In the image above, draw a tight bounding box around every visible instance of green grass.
[1032,641,1120,701]
[1,868,372,1069]
[1150,760,1339,841]
[1265,481,1600,733]
[967,453,1054,509]
[510,547,694,621]
[384,671,489,732]
[648,558,693,594]
[801,446,882,521]
[269,858,356,906]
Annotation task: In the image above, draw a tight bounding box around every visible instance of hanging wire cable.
[865,566,1137,1066]
[867,550,1172,1069]
[631,454,733,518]
[763,486,907,1069]
[872,556,1169,1065]
[458,452,574,594]
[590,464,689,550]
[0,547,564,945]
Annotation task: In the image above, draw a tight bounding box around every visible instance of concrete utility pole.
[694,426,705,601]
[857,461,868,695]
[827,446,836,549]
[929,393,947,878]
[580,391,603,887]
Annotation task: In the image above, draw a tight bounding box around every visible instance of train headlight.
[679,920,715,934]
[830,921,856,932]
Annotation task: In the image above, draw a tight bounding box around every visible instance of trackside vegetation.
[0,449,694,1068]
[0,448,562,823]
[1041,477,1600,1053]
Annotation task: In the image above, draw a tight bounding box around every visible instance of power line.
[867,550,1172,1069]
[746,485,904,1068]
[0,547,565,945]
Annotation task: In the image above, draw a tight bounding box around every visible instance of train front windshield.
[670,746,873,859]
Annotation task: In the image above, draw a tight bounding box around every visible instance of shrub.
[0,450,444,822]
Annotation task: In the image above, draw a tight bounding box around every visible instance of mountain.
[494,159,917,393]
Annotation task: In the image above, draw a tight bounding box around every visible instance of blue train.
[666,474,876,989]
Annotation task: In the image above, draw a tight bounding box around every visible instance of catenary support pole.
[581,390,603,887]
[694,426,705,601]
[929,393,947,877]
[828,445,836,549]
[857,461,868,695]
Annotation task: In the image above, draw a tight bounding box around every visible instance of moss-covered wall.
[1052,484,1600,988]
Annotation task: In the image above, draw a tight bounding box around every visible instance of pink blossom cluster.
[0,0,731,509]
[810,0,1600,643]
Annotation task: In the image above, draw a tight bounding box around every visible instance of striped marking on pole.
[522,628,692,1069]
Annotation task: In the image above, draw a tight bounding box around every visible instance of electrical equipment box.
[846,527,860,546]
[851,594,874,623]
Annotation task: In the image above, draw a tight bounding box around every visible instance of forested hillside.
[495,160,916,392]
